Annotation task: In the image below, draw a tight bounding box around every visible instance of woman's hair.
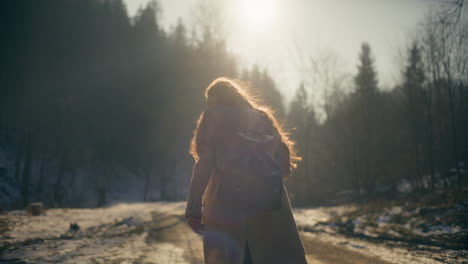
[189,77,301,168]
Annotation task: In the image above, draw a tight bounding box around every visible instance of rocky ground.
[0,202,466,264]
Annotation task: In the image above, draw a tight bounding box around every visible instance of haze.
[124,0,436,101]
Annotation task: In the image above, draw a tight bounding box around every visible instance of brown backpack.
[214,107,284,213]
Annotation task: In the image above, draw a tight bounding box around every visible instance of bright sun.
[239,0,276,27]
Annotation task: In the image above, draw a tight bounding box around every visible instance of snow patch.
[146,243,188,264]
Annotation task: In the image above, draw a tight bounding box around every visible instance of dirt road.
[0,202,445,263]
[145,206,391,264]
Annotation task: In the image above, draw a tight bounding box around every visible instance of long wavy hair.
[189,77,301,168]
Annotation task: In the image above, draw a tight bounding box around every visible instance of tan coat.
[185,106,308,264]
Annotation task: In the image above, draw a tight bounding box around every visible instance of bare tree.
[191,0,228,42]
[420,0,467,184]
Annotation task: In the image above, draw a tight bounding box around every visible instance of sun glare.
[239,0,275,28]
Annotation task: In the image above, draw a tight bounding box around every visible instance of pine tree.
[401,42,429,187]
[286,83,308,204]
[351,42,380,195]
[244,65,285,117]
[355,43,378,99]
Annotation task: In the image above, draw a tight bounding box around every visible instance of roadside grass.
[299,188,468,251]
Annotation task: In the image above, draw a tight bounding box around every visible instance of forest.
[0,0,467,209]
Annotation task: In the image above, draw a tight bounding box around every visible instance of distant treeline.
[0,0,283,208]
[0,0,466,209]
[286,2,468,205]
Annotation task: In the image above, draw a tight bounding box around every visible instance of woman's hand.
[187,216,204,235]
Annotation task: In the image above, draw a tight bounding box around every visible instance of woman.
[185,77,308,264]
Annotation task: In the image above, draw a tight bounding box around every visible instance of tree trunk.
[424,88,436,189]
[54,147,68,206]
[446,80,461,183]
[21,131,32,207]
[160,170,167,200]
[97,166,108,207]
[143,168,151,201]
[13,140,24,183]
[303,112,313,203]
[37,156,46,199]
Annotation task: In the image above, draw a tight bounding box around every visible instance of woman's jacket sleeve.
[185,109,216,218]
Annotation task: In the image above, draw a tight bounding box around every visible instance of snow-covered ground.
[1,202,197,264]
[1,202,467,264]
[293,204,468,264]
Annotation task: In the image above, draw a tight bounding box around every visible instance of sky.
[123,0,440,104]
